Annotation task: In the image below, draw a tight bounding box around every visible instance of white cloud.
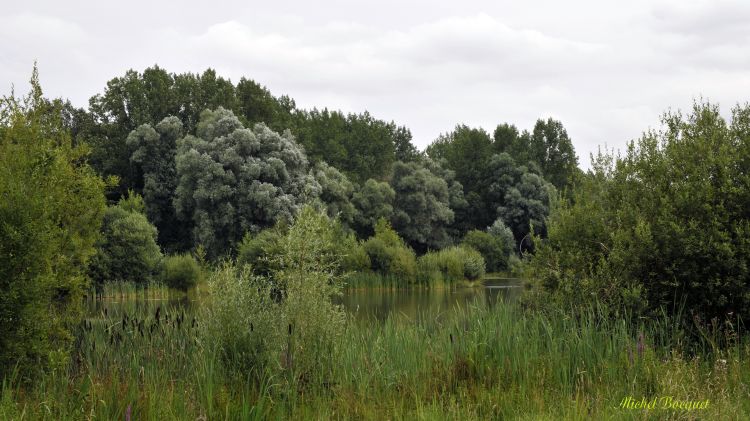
[1,1,749,169]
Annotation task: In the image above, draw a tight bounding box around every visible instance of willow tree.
[173,108,318,257]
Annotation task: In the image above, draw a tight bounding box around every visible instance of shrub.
[0,72,106,380]
[417,246,486,284]
[462,229,511,272]
[526,102,750,324]
[161,254,201,291]
[389,246,418,283]
[89,199,163,290]
[202,206,346,384]
[361,219,417,283]
[236,228,284,275]
[340,237,371,273]
[201,263,281,376]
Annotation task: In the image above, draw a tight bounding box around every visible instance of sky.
[2,0,749,168]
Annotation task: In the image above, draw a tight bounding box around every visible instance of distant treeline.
[57,65,579,257]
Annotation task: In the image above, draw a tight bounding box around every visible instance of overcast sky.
[2,0,749,168]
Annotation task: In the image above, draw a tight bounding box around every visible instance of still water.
[87,279,523,320]
[339,279,522,320]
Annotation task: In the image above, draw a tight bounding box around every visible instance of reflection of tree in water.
[338,281,522,322]
[90,283,522,324]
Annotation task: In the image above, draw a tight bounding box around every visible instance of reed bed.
[2,299,749,420]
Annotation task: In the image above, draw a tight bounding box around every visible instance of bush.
[361,219,417,283]
[89,199,163,290]
[201,263,281,376]
[0,73,106,380]
[462,229,512,272]
[526,102,750,325]
[417,246,486,284]
[202,206,347,384]
[161,254,201,291]
[236,228,284,275]
[340,237,371,273]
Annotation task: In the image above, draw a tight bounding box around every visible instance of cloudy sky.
[2,0,748,168]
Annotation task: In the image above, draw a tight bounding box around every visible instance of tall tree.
[293,109,403,183]
[311,161,356,229]
[426,125,494,234]
[484,153,555,245]
[126,116,186,250]
[173,108,318,257]
[390,160,464,252]
[528,102,750,323]
[352,179,396,238]
[1,68,106,379]
[528,118,579,191]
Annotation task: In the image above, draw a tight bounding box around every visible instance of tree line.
[59,65,578,258]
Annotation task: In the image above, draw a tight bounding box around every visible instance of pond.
[339,278,522,320]
[87,278,523,321]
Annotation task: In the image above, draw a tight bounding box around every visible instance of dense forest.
[2,65,750,419]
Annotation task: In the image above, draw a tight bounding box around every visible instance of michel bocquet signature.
[619,396,710,411]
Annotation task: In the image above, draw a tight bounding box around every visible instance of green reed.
[2,297,749,420]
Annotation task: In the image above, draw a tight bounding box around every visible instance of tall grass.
[91,280,174,300]
[3,298,749,419]
[416,246,485,285]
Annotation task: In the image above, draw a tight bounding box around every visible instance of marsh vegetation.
[3,66,750,419]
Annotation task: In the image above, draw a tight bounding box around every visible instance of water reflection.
[338,279,522,321]
[87,279,523,321]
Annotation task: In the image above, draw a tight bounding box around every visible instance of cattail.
[637,332,645,357]
[103,308,108,318]
[626,343,634,365]
[155,306,161,322]
[191,318,197,329]
[288,324,292,335]
[450,333,454,344]
[250,322,254,332]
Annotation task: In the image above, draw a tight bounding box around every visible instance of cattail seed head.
[637,332,645,357]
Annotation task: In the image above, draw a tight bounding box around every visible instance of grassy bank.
[2,299,748,420]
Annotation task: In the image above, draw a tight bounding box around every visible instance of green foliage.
[390,160,463,251]
[461,228,514,272]
[527,102,750,324]
[352,178,395,238]
[426,125,494,202]
[293,109,411,183]
[80,65,417,201]
[417,246,486,284]
[310,161,356,229]
[426,122,566,239]
[487,153,556,244]
[202,206,346,384]
[161,254,202,291]
[527,118,580,191]
[83,67,288,198]
[117,189,146,214]
[340,236,371,273]
[173,108,316,257]
[89,199,163,289]
[0,67,106,380]
[126,116,185,250]
[236,228,285,276]
[201,263,280,376]
[361,219,418,283]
